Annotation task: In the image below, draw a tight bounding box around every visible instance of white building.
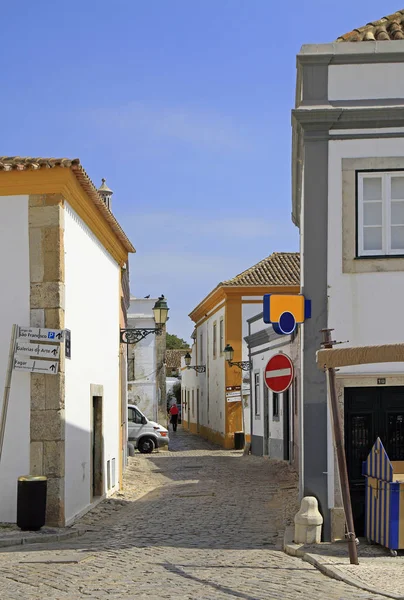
[292,10,404,541]
[127,297,166,423]
[0,157,134,526]
[244,313,300,469]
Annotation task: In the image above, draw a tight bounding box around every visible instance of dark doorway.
[196,389,200,434]
[263,383,269,456]
[91,396,103,499]
[283,389,290,461]
[345,386,404,535]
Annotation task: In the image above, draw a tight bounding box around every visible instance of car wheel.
[138,437,155,454]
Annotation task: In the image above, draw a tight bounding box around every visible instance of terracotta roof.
[337,10,404,41]
[221,252,300,287]
[0,157,135,253]
[166,349,190,369]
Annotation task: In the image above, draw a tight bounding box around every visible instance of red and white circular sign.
[264,353,294,393]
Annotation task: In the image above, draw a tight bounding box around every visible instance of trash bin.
[17,475,47,531]
[234,431,245,450]
[362,437,404,553]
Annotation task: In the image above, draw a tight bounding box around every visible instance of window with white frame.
[219,318,224,354]
[199,333,203,364]
[358,172,404,256]
[254,372,260,417]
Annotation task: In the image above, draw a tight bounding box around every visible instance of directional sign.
[18,327,64,342]
[15,341,60,359]
[226,391,242,403]
[264,353,294,394]
[13,358,59,375]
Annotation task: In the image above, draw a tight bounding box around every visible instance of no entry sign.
[264,353,294,394]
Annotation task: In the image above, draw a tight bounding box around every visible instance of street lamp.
[184,352,206,374]
[120,295,170,344]
[224,344,251,371]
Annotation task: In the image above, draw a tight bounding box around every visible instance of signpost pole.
[0,324,18,465]
[321,328,359,566]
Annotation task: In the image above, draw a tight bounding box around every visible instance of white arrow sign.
[13,358,59,375]
[15,341,60,359]
[18,327,64,342]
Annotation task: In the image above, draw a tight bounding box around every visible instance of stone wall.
[28,193,65,527]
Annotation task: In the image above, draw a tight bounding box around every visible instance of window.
[219,319,224,354]
[254,372,260,416]
[199,333,203,364]
[273,393,279,420]
[213,322,217,358]
[128,407,143,424]
[358,172,404,256]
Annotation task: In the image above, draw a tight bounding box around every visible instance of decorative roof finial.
[98,178,113,210]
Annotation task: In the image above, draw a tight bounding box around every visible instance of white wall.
[181,344,197,424]
[328,137,404,375]
[206,305,225,436]
[0,196,30,522]
[242,302,264,436]
[64,203,120,523]
[250,331,293,456]
[328,63,404,101]
[127,299,158,421]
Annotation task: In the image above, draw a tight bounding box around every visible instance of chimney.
[98,178,113,211]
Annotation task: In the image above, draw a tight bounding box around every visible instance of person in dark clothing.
[169,403,179,432]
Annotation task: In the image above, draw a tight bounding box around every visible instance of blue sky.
[1,1,401,340]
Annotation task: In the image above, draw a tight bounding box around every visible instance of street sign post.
[264,353,294,393]
[13,358,59,375]
[15,341,60,359]
[18,327,64,342]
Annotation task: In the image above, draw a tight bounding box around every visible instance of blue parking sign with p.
[48,332,55,339]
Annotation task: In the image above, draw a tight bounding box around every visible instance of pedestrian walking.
[169,403,179,432]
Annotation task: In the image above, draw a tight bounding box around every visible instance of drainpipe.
[249,321,253,450]
[299,325,304,501]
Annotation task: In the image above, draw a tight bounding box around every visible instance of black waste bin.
[234,431,245,450]
[17,475,47,531]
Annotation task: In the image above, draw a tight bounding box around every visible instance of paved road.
[0,429,384,599]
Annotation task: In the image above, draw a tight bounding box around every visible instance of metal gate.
[345,386,404,535]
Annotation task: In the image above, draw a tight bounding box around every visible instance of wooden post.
[0,324,18,465]
[321,328,359,565]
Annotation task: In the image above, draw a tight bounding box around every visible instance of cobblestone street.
[0,429,386,599]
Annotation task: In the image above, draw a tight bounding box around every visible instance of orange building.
[181,252,299,449]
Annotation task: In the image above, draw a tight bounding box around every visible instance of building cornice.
[0,168,130,265]
[297,41,404,66]
[189,284,299,324]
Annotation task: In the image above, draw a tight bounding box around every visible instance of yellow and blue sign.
[263,294,311,335]
[362,437,404,550]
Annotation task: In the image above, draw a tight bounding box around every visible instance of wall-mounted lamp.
[184,352,206,373]
[224,344,251,371]
[120,295,169,344]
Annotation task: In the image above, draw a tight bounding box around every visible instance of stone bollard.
[294,496,323,544]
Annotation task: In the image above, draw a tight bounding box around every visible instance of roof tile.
[221,252,300,287]
[166,349,190,369]
[337,10,404,41]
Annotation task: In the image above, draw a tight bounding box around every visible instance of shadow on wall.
[63,420,120,526]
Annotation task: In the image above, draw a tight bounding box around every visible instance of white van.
[127,404,169,453]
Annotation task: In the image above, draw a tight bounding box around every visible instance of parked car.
[127,404,169,453]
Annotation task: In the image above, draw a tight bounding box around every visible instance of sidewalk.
[0,450,160,550]
[0,523,87,548]
[284,528,404,599]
